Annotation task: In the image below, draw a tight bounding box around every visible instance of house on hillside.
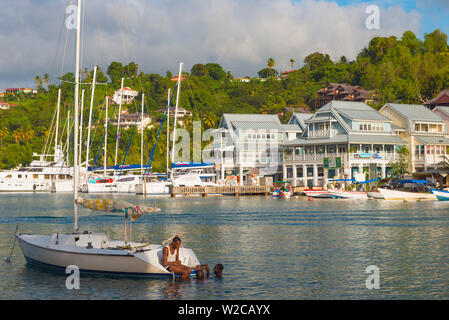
[424,89,449,110]
[0,101,17,110]
[316,83,373,109]
[109,112,152,132]
[112,87,138,105]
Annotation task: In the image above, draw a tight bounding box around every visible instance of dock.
[170,185,271,197]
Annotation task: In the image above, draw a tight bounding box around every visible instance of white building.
[109,112,153,132]
[207,113,302,184]
[112,87,138,105]
[281,101,406,188]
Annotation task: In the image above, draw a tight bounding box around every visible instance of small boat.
[377,188,436,200]
[430,188,449,201]
[367,191,384,199]
[302,189,332,198]
[329,190,369,199]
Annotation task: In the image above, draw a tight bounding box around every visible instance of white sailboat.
[16,0,202,277]
[136,63,215,195]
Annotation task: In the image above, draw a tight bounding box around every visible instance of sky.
[0,0,448,90]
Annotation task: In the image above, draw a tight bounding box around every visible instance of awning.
[414,135,449,145]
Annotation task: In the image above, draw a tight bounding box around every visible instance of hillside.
[1,29,449,171]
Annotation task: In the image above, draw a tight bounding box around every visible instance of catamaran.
[16,0,203,277]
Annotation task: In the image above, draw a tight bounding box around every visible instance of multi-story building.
[207,113,302,184]
[379,103,449,173]
[281,101,406,188]
[112,87,138,105]
[315,83,373,109]
[109,112,152,132]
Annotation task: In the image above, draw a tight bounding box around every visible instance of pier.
[169,185,271,197]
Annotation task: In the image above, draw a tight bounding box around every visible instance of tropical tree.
[12,126,35,145]
[0,126,8,147]
[390,145,409,178]
[267,57,276,69]
[290,58,295,70]
[33,75,42,89]
[43,73,50,89]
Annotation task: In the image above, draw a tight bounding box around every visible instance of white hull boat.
[87,175,138,193]
[303,189,332,198]
[329,190,369,199]
[135,181,170,195]
[17,233,199,277]
[367,191,384,199]
[377,188,436,200]
[431,188,449,201]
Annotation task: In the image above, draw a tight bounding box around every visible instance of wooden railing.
[170,185,271,197]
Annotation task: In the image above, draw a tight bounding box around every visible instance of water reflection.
[1,194,449,299]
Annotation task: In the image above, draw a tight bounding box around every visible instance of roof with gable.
[382,103,444,122]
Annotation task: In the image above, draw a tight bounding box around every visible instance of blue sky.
[316,0,449,37]
[0,0,448,89]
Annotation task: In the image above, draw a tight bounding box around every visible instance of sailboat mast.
[67,110,70,159]
[114,77,124,169]
[85,65,97,171]
[104,96,108,177]
[166,88,171,175]
[73,0,82,233]
[141,93,145,177]
[79,89,85,170]
[171,62,183,179]
[55,89,61,159]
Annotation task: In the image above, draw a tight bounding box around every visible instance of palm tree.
[43,73,50,90]
[12,126,35,144]
[33,75,42,89]
[0,126,8,147]
[290,58,295,70]
[267,57,275,69]
[201,111,217,129]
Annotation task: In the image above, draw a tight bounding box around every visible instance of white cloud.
[0,0,421,89]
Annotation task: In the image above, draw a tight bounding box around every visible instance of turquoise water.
[1,193,449,299]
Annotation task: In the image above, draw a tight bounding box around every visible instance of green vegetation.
[1,29,448,171]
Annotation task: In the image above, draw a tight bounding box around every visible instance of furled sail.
[75,197,160,221]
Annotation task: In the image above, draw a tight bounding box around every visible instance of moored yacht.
[0,149,73,192]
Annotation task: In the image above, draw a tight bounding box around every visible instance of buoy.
[308,197,313,201]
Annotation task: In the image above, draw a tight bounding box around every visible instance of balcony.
[308,129,338,138]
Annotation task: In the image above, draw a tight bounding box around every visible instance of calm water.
[1,193,449,299]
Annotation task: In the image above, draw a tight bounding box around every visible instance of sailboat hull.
[16,234,199,276]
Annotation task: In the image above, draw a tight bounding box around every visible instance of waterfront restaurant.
[281,101,407,188]
[379,103,449,174]
[207,113,302,184]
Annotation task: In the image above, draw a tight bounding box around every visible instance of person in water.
[213,263,224,278]
[196,264,223,281]
[162,236,210,281]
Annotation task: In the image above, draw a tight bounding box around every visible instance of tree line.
[0,29,448,172]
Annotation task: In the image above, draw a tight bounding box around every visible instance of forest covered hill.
[1,29,449,171]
